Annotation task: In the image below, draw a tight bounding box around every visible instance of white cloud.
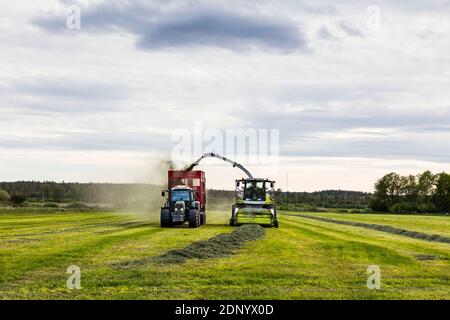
[0,0,449,191]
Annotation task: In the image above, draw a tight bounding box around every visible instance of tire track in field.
[0,232,156,299]
[0,220,154,240]
[0,226,165,287]
[284,213,450,244]
[272,217,413,286]
[280,216,415,265]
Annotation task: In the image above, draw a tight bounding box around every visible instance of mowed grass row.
[296,212,450,237]
[0,211,449,299]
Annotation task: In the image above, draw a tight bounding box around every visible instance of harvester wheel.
[189,209,199,228]
[229,205,236,226]
[160,208,172,227]
[200,212,206,225]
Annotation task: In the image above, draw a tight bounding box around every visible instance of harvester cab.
[160,170,206,228]
[231,178,278,228]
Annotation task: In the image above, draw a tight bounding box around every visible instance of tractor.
[160,170,206,228]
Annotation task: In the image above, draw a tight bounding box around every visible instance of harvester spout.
[186,153,254,179]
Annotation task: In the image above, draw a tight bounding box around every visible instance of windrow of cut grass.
[153,224,265,264]
[301,212,450,237]
[284,213,450,244]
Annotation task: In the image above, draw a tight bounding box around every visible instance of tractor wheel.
[160,208,172,227]
[189,209,199,228]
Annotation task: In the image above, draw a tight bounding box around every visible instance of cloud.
[380,0,450,12]
[316,26,336,40]
[34,1,308,52]
[15,79,126,100]
[238,105,450,163]
[336,20,363,37]
[2,0,449,189]
[0,130,171,152]
[136,10,306,51]
[2,79,128,114]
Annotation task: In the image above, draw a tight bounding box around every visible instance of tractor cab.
[170,186,194,204]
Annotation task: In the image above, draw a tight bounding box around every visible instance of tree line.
[3,172,448,213]
[0,181,371,209]
[274,189,371,210]
[369,170,450,213]
[0,181,162,208]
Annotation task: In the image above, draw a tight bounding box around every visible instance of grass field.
[299,212,450,238]
[0,210,449,299]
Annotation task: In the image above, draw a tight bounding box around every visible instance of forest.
[370,171,450,213]
[1,171,449,213]
[0,181,370,210]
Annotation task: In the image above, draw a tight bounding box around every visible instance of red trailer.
[160,170,206,228]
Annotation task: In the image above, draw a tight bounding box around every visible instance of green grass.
[0,210,449,299]
[299,212,450,237]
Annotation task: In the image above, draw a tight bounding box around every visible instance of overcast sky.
[1,0,449,191]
